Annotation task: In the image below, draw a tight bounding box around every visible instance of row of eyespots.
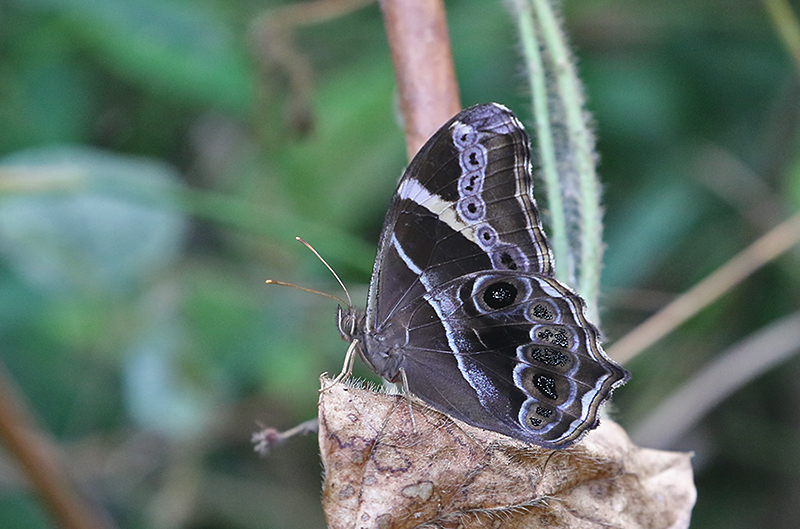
[452,122,489,225]
[452,121,533,273]
[451,121,500,256]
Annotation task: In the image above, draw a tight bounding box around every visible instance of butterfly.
[336,103,629,449]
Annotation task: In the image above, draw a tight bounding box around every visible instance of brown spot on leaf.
[338,484,354,500]
[401,481,433,502]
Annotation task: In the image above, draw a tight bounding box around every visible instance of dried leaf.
[319,376,695,529]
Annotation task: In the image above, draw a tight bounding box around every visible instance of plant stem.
[511,0,604,322]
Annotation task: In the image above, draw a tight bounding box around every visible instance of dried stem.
[608,210,800,363]
[632,311,800,449]
[763,0,800,73]
[0,362,116,529]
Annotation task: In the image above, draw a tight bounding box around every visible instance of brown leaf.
[319,376,695,529]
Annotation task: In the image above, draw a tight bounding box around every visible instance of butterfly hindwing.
[419,270,627,446]
[340,103,628,448]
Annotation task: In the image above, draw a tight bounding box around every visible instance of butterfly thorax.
[336,305,404,382]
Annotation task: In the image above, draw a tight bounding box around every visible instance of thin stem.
[0,362,116,529]
[533,0,603,312]
[608,210,800,363]
[763,0,800,73]
[632,311,800,449]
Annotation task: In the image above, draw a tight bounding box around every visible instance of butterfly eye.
[483,281,518,309]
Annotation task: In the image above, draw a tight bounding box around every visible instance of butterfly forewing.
[345,103,628,448]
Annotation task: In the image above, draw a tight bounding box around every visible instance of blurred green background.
[1,0,799,527]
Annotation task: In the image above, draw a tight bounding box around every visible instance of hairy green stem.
[510,0,604,322]
[512,0,571,288]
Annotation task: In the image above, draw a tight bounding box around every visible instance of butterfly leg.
[321,338,359,392]
[399,368,417,429]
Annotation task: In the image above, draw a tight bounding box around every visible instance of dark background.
[1,0,799,527]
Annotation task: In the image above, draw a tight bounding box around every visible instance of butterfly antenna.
[295,237,353,308]
[264,279,345,305]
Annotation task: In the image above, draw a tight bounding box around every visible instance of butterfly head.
[336,305,364,344]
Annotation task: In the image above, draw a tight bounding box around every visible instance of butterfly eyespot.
[490,245,527,271]
[535,325,573,349]
[522,404,557,430]
[452,122,478,147]
[475,225,498,248]
[529,347,569,367]
[483,281,518,309]
[529,301,556,321]
[518,344,574,371]
[534,374,558,400]
[501,253,517,269]
[457,197,485,221]
[460,146,487,169]
[458,171,484,196]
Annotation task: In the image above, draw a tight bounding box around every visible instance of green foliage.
[0,0,799,528]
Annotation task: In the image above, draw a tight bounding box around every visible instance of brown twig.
[251,0,375,136]
[379,0,461,157]
[0,362,116,529]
